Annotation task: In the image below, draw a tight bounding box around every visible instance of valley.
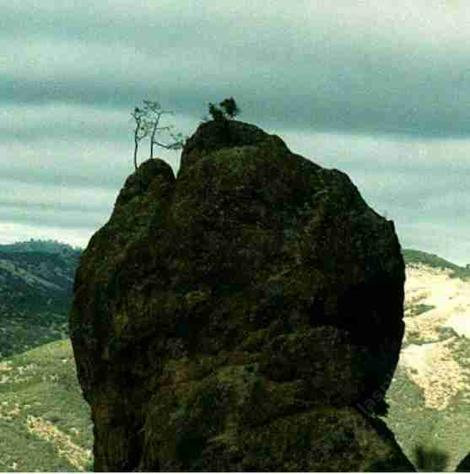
[0,240,79,357]
[0,340,92,471]
[0,242,469,470]
[0,240,91,471]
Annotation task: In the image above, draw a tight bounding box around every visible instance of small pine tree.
[208,97,240,122]
[220,97,240,119]
[208,102,225,122]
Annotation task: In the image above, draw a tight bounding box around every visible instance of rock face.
[70,120,413,471]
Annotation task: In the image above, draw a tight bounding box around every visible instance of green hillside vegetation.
[386,339,470,471]
[0,239,81,256]
[407,303,435,318]
[1,243,469,471]
[0,339,92,472]
[0,251,78,313]
[0,241,80,358]
[0,311,68,359]
[0,241,90,471]
[387,252,470,470]
[403,249,470,279]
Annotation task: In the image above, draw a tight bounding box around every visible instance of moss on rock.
[70,119,412,471]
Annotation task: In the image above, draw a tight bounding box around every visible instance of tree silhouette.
[141,100,184,160]
[131,106,149,171]
[220,97,240,119]
[208,102,225,122]
[131,100,184,170]
[208,97,241,122]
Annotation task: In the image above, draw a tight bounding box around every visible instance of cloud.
[285,130,470,264]
[1,1,470,263]
[0,221,91,247]
[2,1,470,136]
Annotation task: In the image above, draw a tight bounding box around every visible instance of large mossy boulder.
[70,120,413,471]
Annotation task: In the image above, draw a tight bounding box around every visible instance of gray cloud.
[1,1,470,263]
[2,1,470,136]
[0,205,104,229]
[285,130,470,263]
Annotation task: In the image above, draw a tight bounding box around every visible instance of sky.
[1,0,470,263]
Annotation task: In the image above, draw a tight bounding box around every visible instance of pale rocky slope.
[3,240,469,470]
[387,257,470,471]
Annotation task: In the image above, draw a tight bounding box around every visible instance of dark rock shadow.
[413,445,449,472]
[457,452,470,472]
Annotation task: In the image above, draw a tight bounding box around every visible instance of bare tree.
[131,106,149,170]
[131,100,185,170]
[142,100,181,159]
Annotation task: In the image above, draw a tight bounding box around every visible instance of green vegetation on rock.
[0,339,92,472]
[71,119,411,471]
[403,249,470,279]
[407,304,435,318]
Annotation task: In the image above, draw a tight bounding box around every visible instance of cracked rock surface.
[70,119,413,471]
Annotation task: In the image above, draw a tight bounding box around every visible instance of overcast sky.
[2,0,470,263]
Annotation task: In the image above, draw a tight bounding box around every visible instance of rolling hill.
[0,339,92,471]
[387,249,470,471]
[0,240,80,357]
[1,242,470,471]
[0,240,91,471]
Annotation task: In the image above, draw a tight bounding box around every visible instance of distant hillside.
[387,250,470,470]
[0,239,81,257]
[0,339,92,471]
[0,240,81,357]
[1,242,469,470]
[402,248,470,279]
[0,242,91,472]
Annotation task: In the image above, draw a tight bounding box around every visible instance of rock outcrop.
[70,120,413,471]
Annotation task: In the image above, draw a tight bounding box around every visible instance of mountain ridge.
[0,240,80,357]
[1,238,469,470]
[0,239,82,256]
[402,248,470,278]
